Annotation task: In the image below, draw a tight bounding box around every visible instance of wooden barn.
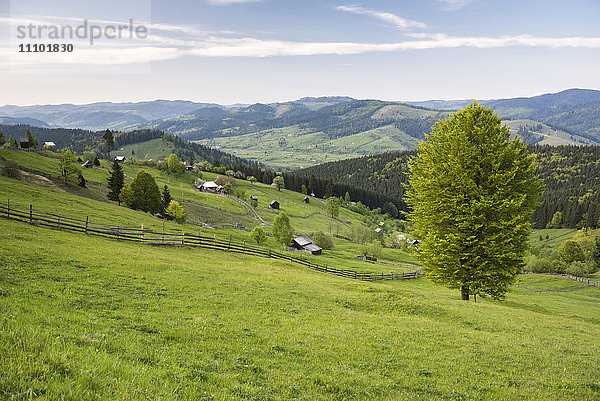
[269,200,280,210]
[19,138,29,149]
[250,195,258,201]
[291,235,322,255]
[304,196,310,203]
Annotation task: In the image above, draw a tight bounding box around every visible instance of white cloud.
[437,0,473,11]
[205,0,263,5]
[336,5,427,30]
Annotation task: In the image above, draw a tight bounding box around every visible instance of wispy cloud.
[437,0,473,11]
[3,14,600,67]
[205,0,263,5]
[336,5,427,30]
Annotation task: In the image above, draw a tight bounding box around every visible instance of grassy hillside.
[1,215,600,400]
[504,119,598,146]
[0,148,417,273]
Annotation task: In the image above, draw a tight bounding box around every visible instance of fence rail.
[0,200,422,282]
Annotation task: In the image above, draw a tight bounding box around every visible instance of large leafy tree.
[122,170,162,214]
[405,103,543,301]
[272,176,285,191]
[167,153,183,175]
[58,150,81,185]
[0,129,6,146]
[272,212,293,249]
[325,196,341,218]
[107,160,125,204]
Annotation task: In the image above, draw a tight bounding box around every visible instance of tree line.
[295,145,600,229]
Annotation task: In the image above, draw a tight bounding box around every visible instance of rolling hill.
[1,144,600,400]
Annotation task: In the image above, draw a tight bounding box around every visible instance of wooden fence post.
[182,229,185,245]
[85,216,89,234]
[198,233,202,248]
[162,219,165,243]
[6,198,9,219]
[141,224,144,242]
[243,240,246,254]
[29,204,33,223]
[57,214,61,229]
[269,247,271,258]
[214,235,216,248]
[229,234,232,251]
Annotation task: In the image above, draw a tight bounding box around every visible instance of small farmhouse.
[184,162,193,171]
[269,200,279,209]
[200,181,222,193]
[19,138,29,149]
[291,235,322,255]
[115,156,126,163]
[304,196,310,203]
[42,141,55,151]
[250,195,258,201]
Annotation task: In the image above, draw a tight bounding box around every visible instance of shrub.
[250,226,266,246]
[0,160,21,179]
[313,232,334,250]
[165,200,186,223]
[360,240,382,261]
[565,260,598,277]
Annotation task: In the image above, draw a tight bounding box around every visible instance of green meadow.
[1,148,599,400]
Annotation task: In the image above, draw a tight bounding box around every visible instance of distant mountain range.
[2,89,600,170]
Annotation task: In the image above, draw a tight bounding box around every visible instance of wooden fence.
[0,200,423,282]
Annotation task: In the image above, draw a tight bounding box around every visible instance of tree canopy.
[272,212,293,249]
[405,102,543,301]
[120,170,161,214]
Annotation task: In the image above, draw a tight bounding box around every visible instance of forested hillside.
[295,145,600,229]
[0,125,250,167]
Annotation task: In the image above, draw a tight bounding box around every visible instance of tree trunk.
[461,285,470,301]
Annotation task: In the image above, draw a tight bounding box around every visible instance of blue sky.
[1,0,599,105]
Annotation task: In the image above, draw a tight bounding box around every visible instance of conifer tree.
[405,103,543,301]
[107,160,125,205]
[103,129,114,160]
[161,185,172,216]
[0,129,5,146]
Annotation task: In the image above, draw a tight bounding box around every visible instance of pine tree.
[161,185,172,216]
[25,129,38,149]
[405,103,543,301]
[0,129,5,146]
[103,129,114,160]
[107,160,125,205]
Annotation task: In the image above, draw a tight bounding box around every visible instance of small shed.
[304,196,310,203]
[81,160,92,168]
[269,200,280,210]
[375,227,382,233]
[184,162,193,171]
[291,235,322,255]
[43,141,55,150]
[19,138,29,149]
[115,156,126,163]
[250,195,258,201]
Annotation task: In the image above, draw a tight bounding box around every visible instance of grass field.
[1,217,599,400]
[197,125,420,171]
[0,149,415,274]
